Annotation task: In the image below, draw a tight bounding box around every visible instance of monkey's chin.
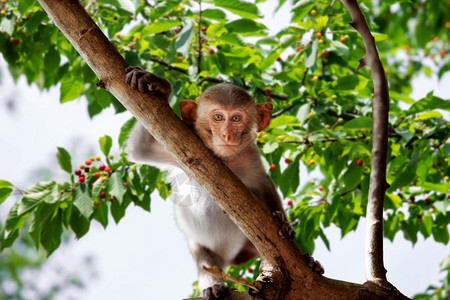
[213,145,241,159]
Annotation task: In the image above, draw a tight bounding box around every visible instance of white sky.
[0,1,449,299]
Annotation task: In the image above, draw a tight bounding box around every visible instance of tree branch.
[339,0,391,287]
[36,0,408,298]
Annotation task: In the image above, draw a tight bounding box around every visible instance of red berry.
[85,160,92,166]
[296,47,302,52]
[94,172,101,178]
[410,196,415,203]
[439,50,445,57]
[447,194,450,199]
[12,38,19,46]
[417,214,422,220]
[124,182,128,187]
[266,96,271,102]
[276,57,281,62]
[90,183,94,188]
[287,199,294,206]
[318,185,324,191]
[248,268,253,273]
[265,88,272,96]
[99,165,106,171]
[425,198,431,204]
[84,167,90,172]
[201,26,207,32]
[340,37,346,43]
[356,160,363,167]
[316,32,322,39]
[270,164,276,171]
[79,176,85,183]
[75,169,82,176]
[94,201,101,207]
[104,167,111,173]
[285,158,291,164]
[209,48,215,55]
[100,192,106,199]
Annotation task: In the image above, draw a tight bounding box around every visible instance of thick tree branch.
[339,0,391,287]
[36,0,408,298]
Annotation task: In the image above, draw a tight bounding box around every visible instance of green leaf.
[421,182,450,194]
[262,142,279,154]
[108,172,126,204]
[296,103,311,124]
[99,135,113,157]
[110,198,126,224]
[343,117,373,130]
[418,215,433,238]
[343,161,363,191]
[60,74,84,103]
[74,185,93,219]
[175,20,194,57]
[280,158,300,197]
[18,182,56,215]
[333,75,360,90]
[225,19,267,34]
[330,40,349,57]
[93,201,109,229]
[56,147,72,173]
[268,115,299,128]
[433,198,449,215]
[29,202,58,250]
[432,226,449,244]
[0,180,13,189]
[406,94,450,115]
[291,0,315,23]
[372,32,388,41]
[0,14,15,35]
[70,207,91,239]
[41,212,62,256]
[141,20,182,36]
[119,117,137,149]
[305,39,318,69]
[202,9,227,21]
[0,188,12,205]
[261,51,281,72]
[213,0,262,20]
[101,0,135,14]
[417,111,443,120]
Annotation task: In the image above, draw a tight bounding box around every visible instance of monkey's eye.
[213,114,224,121]
[231,115,242,122]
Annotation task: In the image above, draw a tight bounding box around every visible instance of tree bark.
[36,0,407,298]
[339,0,391,287]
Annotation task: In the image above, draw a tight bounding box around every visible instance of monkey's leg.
[188,240,229,299]
[272,211,325,275]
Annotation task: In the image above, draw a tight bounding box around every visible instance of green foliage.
[0,0,449,297]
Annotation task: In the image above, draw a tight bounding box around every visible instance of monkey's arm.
[126,122,180,167]
[125,67,180,168]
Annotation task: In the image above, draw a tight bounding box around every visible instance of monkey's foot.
[272,211,296,241]
[202,283,229,300]
[304,253,325,275]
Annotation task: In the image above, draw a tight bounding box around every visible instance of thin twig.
[197,0,202,74]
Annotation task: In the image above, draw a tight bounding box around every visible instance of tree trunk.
[36,0,408,298]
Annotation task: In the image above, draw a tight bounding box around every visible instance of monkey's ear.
[180,100,198,127]
[256,103,273,132]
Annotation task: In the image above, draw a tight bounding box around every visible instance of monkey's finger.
[130,71,146,90]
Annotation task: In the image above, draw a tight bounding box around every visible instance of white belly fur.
[171,174,247,263]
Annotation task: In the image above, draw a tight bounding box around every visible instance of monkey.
[124,67,323,299]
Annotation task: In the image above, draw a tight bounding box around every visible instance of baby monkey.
[125,67,323,299]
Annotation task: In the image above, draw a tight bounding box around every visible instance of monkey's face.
[196,105,257,159]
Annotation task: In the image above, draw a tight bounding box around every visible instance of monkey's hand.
[272,211,296,241]
[203,283,230,300]
[303,252,325,275]
[125,66,172,100]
